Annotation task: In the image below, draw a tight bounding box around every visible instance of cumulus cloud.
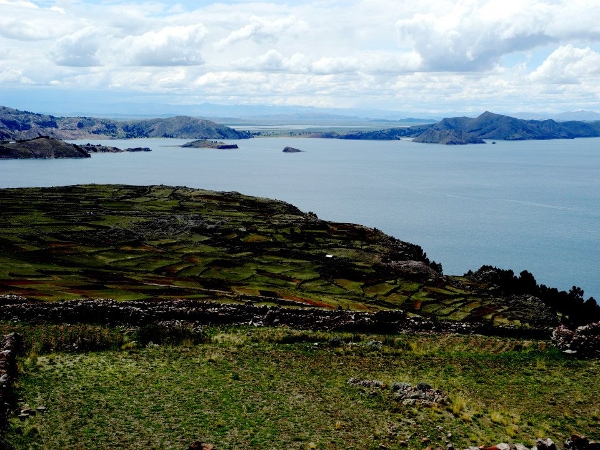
[51,28,103,67]
[0,14,68,41]
[115,24,207,66]
[395,0,600,72]
[234,49,421,75]
[0,69,33,84]
[2,0,600,113]
[396,2,555,71]
[529,45,600,84]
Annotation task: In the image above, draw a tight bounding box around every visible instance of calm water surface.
[1,137,599,299]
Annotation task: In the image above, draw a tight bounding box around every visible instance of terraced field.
[0,185,552,325]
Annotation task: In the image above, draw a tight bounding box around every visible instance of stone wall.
[0,296,551,340]
[0,333,21,450]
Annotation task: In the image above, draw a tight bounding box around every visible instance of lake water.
[1,136,599,300]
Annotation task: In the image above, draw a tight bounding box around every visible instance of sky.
[1,0,600,116]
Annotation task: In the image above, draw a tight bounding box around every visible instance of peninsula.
[0,137,151,159]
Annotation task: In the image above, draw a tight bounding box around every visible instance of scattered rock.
[394,382,448,406]
[347,378,385,389]
[564,434,600,450]
[347,378,448,407]
[189,442,215,450]
[535,437,557,450]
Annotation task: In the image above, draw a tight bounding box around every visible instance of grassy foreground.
[7,326,600,449]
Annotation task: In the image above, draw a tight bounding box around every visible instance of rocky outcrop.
[282,146,303,153]
[552,322,600,357]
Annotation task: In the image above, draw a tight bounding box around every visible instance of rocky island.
[282,146,303,153]
[181,139,239,149]
[82,143,152,153]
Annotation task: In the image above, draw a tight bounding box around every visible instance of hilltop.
[0,106,252,141]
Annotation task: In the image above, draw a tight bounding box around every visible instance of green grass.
[6,327,600,449]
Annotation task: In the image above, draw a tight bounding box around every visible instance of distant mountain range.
[3,105,600,146]
[0,106,252,141]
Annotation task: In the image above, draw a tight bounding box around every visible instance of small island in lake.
[82,143,152,153]
[181,139,239,149]
[282,146,303,153]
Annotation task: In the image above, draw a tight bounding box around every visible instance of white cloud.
[115,24,207,66]
[51,28,103,67]
[0,5,69,41]
[0,69,34,84]
[217,15,309,48]
[396,2,554,71]
[395,0,600,72]
[1,0,600,113]
[0,0,37,7]
[529,45,600,84]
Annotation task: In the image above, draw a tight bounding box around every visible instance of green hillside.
[0,184,584,328]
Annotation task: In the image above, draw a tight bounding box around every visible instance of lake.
[1,136,599,300]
